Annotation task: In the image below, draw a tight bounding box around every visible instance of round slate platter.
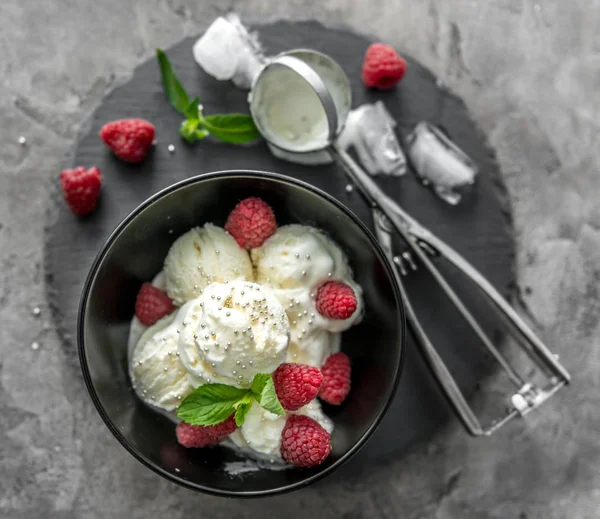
[45,20,515,471]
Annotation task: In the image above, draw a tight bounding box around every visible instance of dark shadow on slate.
[44,20,515,472]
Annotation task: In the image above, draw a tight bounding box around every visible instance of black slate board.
[44,20,515,468]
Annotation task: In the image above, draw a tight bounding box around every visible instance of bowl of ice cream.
[78,170,405,496]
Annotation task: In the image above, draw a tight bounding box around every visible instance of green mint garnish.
[176,384,248,426]
[156,49,190,114]
[233,393,255,427]
[156,49,260,145]
[176,373,284,427]
[202,114,261,144]
[251,373,285,416]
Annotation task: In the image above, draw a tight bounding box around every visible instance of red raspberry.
[315,281,357,320]
[273,363,323,411]
[361,43,407,90]
[176,415,238,448]
[319,352,351,405]
[135,283,175,326]
[99,118,155,163]
[280,415,331,467]
[176,422,220,448]
[225,197,277,249]
[60,166,102,217]
[207,415,238,437]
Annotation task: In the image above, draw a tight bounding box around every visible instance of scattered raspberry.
[135,283,175,326]
[361,43,407,90]
[319,352,351,405]
[315,281,357,320]
[225,197,277,249]
[280,415,331,467]
[273,363,323,411]
[176,415,238,449]
[99,118,155,163]
[60,166,102,217]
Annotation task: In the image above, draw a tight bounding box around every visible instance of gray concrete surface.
[1,0,598,517]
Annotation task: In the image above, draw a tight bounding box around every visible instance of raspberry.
[176,422,220,448]
[207,415,238,437]
[60,166,102,217]
[135,283,175,326]
[225,197,277,249]
[361,43,407,90]
[280,415,331,467]
[99,118,155,163]
[319,352,351,405]
[315,281,357,320]
[273,363,323,411]
[176,415,238,448]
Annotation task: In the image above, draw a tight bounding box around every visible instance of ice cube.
[405,122,478,205]
[337,101,406,177]
[193,14,266,90]
[225,13,266,89]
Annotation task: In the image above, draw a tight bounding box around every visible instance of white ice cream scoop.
[177,281,290,388]
[227,399,333,459]
[252,224,363,334]
[164,223,253,306]
[129,311,200,411]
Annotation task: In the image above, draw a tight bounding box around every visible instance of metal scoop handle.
[334,145,570,436]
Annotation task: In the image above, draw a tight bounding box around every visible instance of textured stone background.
[1,1,598,518]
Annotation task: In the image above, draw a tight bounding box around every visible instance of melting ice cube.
[405,122,478,205]
[337,101,407,177]
[193,13,265,89]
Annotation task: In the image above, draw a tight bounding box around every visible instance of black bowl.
[78,170,405,496]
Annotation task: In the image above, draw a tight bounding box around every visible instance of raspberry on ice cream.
[135,283,175,326]
[227,399,333,457]
[280,415,332,467]
[319,352,351,405]
[176,415,237,448]
[225,197,277,249]
[273,363,323,411]
[315,281,357,320]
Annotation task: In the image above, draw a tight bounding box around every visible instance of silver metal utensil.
[249,49,570,435]
[373,208,569,436]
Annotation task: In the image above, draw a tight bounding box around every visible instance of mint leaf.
[251,373,271,396]
[179,119,209,143]
[185,96,201,120]
[156,49,190,114]
[202,114,261,144]
[177,384,248,426]
[234,393,254,427]
[251,374,284,416]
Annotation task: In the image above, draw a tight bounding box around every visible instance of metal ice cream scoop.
[248,48,570,436]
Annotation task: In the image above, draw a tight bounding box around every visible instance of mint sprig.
[156,49,260,145]
[177,373,284,427]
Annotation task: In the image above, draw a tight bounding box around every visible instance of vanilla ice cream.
[252,224,363,334]
[177,281,290,388]
[130,311,200,411]
[287,329,340,367]
[228,399,333,458]
[164,224,253,306]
